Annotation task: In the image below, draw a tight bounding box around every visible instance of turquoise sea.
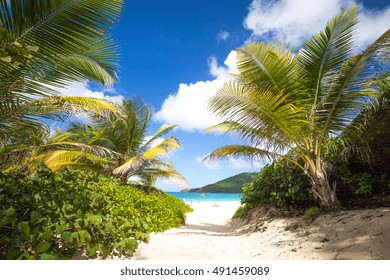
[167,192,241,202]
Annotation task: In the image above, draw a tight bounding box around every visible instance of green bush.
[0,165,190,260]
[241,160,314,210]
[334,159,389,202]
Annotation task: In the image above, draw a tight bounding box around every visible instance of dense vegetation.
[238,80,389,213]
[206,7,389,210]
[1,0,389,261]
[0,165,190,260]
[0,1,190,260]
[186,172,257,193]
[241,160,313,209]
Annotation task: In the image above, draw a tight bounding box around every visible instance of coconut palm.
[0,0,124,168]
[0,96,125,171]
[40,98,188,189]
[206,7,390,210]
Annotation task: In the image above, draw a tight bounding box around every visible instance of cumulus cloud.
[154,51,237,131]
[197,153,265,170]
[216,30,230,41]
[357,6,390,48]
[196,154,222,170]
[227,157,264,169]
[244,0,390,50]
[57,81,125,105]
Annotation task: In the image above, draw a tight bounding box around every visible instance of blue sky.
[63,0,390,191]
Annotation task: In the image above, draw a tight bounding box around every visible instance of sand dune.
[131,202,390,260]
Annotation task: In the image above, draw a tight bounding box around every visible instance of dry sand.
[131,202,390,260]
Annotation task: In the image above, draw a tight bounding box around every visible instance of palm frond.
[113,156,146,177]
[138,168,189,187]
[205,144,278,163]
[317,27,390,138]
[0,96,123,137]
[140,124,177,152]
[237,41,297,96]
[336,88,389,162]
[1,0,122,97]
[2,0,122,56]
[298,7,358,107]
[209,81,306,151]
[141,136,181,160]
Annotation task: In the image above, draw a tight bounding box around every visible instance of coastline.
[131,202,390,260]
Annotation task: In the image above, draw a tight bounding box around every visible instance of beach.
[131,202,390,260]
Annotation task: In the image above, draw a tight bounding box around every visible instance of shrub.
[241,159,315,210]
[0,165,190,260]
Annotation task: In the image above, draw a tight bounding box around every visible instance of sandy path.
[131,202,390,260]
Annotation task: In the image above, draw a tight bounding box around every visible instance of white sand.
[131,202,390,260]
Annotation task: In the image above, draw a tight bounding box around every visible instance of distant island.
[182,172,258,193]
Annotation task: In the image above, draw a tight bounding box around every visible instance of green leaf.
[40,230,53,241]
[0,56,12,63]
[101,244,111,259]
[78,230,91,243]
[124,239,138,252]
[86,214,102,226]
[135,232,142,240]
[87,245,99,257]
[7,247,21,260]
[4,206,16,217]
[34,241,51,253]
[19,252,34,260]
[18,222,30,240]
[61,231,72,241]
[39,253,57,260]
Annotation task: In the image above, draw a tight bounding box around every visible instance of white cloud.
[196,154,222,170]
[226,157,264,169]
[358,7,390,48]
[216,30,230,41]
[154,51,237,131]
[197,153,265,171]
[155,1,390,134]
[57,81,125,105]
[244,0,390,50]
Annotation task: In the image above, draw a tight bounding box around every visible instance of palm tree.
[40,98,188,189]
[206,7,390,210]
[0,0,124,168]
[0,0,123,131]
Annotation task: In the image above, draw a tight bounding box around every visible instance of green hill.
[185,172,258,193]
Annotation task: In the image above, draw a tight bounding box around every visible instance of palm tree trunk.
[307,162,341,211]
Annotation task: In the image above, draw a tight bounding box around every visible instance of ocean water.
[167,192,241,202]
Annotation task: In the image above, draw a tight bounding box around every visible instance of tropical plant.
[241,158,314,209]
[0,0,124,169]
[206,7,390,210]
[0,165,190,259]
[39,98,188,189]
